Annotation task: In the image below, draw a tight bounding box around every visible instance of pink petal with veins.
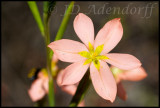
[90,60,117,103]
[61,60,89,85]
[57,70,77,95]
[94,18,123,54]
[74,13,94,48]
[105,53,141,70]
[54,50,86,63]
[48,39,88,63]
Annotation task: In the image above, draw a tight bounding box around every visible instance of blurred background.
[1,1,159,107]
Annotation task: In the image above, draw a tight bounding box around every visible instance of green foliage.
[55,1,75,41]
[27,1,44,36]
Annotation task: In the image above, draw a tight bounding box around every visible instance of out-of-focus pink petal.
[48,39,88,62]
[37,71,44,79]
[74,13,94,48]
[110,66,122,83]
[35,71,49,93]
[28,79,46,102]
[94,18,123,54]
[57,70,84,106]
[104,53,141,70]
[56,70,64,86]
[43,78,49,93]
[90,60,117,103]
[115,76,121,83]
[62,85,77,96]
[57,70,77,95]
[61,60,89,85]
[118,67,147,81]
[117,82,127,101]
[52,54,58,63]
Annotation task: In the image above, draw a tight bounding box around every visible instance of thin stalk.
[43,1,56,106]
[27,1,44,36]
[43,13,55,106]
[28,1,56,106]
[54,1,74,41]
[69,69,91,107]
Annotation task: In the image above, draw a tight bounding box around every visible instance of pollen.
[78,42,109,70]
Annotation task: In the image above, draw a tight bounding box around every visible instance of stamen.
[78,44,109,70]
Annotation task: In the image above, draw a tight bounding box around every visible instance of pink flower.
[57,70,85,106]
[28,69,49,102]
[48,13,141,102]
[110,66,147,100]
[28,55,58,102]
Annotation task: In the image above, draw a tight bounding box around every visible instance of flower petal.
[43,78,49,93]
[94,18,123,54]
[104,53,142,70]
[57,70,83,106]
[53,50,85,63]
[28,79,46,102]
[61,60,89,85]
[118,67,147,81]
[37,71,49,93]
[117,82,127,100]
[48,39,88,62]
[57,70,77,95]
[56,70,64,86]
[62,85,77,96]
[52,53,59,63]
[74,13,94,48]
[90,60,117,103]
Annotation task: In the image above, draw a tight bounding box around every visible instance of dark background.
[1,1,159,106]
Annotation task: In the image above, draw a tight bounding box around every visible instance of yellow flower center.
[78,42,109,70]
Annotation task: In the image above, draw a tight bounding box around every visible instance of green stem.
[48,1,74,67]
[43,1,56,106]
[27,1,44,36]
[69,69,91,107]
[28,1,56,106]
[44,14,55,106]
[48,1,74,66]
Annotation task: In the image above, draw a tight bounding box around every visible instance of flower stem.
[69,69,91,107]
[43,1,56,106]
[43,14,55,106]
[28,1,56,106]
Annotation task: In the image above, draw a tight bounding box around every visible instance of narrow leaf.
[54,1,75,41]
[27,1,44,36]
